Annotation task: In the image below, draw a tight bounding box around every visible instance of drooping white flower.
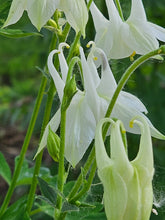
[85,43,165,139]
[89,0,165,59]
[95,116,154,220]
[3,0,88,33]
[35,43,96,167]
[35,42,164,167]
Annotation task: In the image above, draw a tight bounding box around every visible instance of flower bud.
[95,116,154,220]
[62,75,77,111]
[47,126,60,162]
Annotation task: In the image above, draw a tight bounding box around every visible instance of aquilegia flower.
[89,0,165,59]
[35,42,164,167]
[3,0,88,34]
[95,116,154,220]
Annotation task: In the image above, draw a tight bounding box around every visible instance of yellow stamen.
[129,121,134,128]
[130,51,136,61]
[94,56,98,61]
[158,49,162,54]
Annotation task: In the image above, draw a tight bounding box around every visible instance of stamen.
[130,51,136,61]
[94,57,98,61]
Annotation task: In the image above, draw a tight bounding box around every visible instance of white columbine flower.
[3,0,88,34]
[95,116,154,220]
[35,42,164,167]
[89,0,165,59]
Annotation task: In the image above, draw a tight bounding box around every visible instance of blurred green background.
[0,0,165,219]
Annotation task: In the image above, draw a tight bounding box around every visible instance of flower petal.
[80,47,106,122]
[128,0,147,22]
[47,49,65,102]
[65,92,96,167]
[59,0,88,36]
[3,0,27,28]
[149,22,165,42]
[27,0,57,31]
[110,120,133,178]
[34,109,61,158]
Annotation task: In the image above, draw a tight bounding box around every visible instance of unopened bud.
[62,75,77,111]
[47,126,60,162]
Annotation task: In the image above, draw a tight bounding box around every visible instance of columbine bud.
[47,126,60,162]
[62,75,77,111]
[95,116,154,220]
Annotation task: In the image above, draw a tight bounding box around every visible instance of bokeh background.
[0,0,165,219]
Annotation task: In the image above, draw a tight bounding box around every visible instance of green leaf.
[62,201,79,213]
[0,29,42,38]
[0,152,11,185]
[37,177,57,205]
[1,196,28,220]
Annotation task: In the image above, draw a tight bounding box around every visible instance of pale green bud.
[62,75,77,111]
[47,126,60,162]
[95,116,154,220]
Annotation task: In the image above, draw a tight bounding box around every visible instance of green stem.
[114,0,124,21]
[26,80,56,213]
[55,109,66,218]
[0,76,47,217]
[26,21,71,214]
[69,159,97,203]
[67,31,81,64]
[87,0,93,10]
[68,146,95,200]
[67,46,165,202]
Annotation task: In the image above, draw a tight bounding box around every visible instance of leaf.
[62,201,79,213]
[37,177,58,205]
[0,152,11,185]
[1,196,28,220]
[0,29,42,38]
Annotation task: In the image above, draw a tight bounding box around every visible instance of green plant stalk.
[69,159,97,203]
[87,0,93,10]
[55,109,66,219]
[67,31,81,64]
[26,80,56,213]
[114,0,124,21]
[0,76,47,218]
[26,22,71,214]
[67,46,165,202]
[68,146,95,200]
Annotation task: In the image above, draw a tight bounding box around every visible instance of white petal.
[47,50,65,102]
[105,0,122,25]
[3,0,27,27]
[125,22,159,54]
[59,0,88,36]
[128,0,147,22]
[110,120,133,178]
[34,109,61,158]
[58,43,69,83]
[96,49,117,99]
[80,47,106,122]
[65,92,96,167]
[149,22,165,42]
[95,118,113,171]
[89,0,109,31]
[111,94,165,139]
[27,0,57,31]
[131,116,154,173]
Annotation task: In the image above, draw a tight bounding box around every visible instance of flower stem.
[55,109,66,219]
[114,0,124,21]
[26,79,56,213]
[0,76,47,218]
[67,31,81,64]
